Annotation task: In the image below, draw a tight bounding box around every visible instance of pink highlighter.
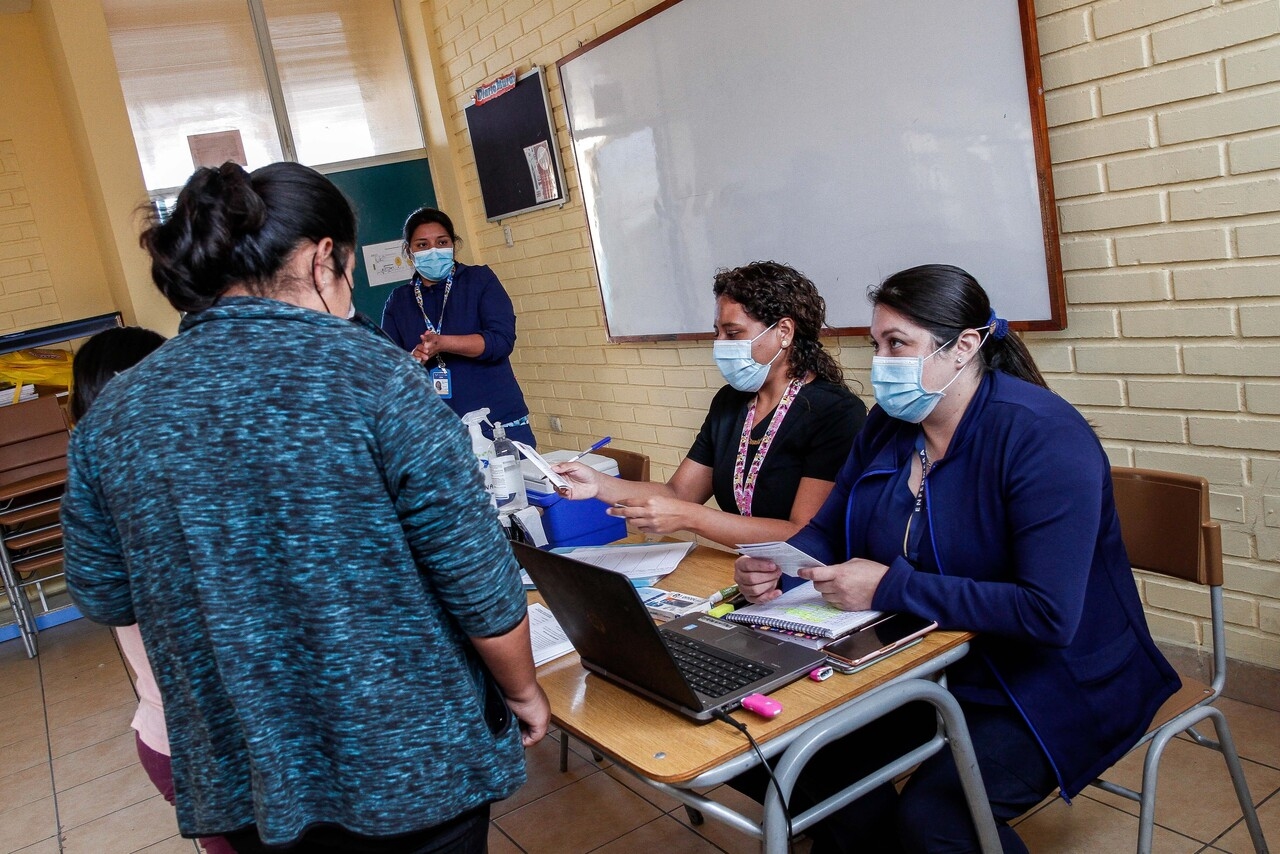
[740,693,783,718]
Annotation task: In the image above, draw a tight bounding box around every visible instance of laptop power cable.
[711,707,796,850]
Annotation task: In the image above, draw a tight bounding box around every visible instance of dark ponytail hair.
[713,261,844,385]
[402,207,461,246]
[70,326,167,423]
[139,161,357,313]
[868,264,1046,388]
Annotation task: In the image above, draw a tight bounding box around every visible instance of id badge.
[429,366,452,399]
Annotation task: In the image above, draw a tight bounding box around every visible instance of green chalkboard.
[325,157,436,322]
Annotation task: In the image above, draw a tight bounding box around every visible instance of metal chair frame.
[1091,467,1268,854]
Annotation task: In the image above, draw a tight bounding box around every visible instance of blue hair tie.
[987,309,1008,340]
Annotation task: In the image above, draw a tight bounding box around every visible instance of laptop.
[513,541,826,722]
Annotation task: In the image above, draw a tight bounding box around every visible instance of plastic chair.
[0,396,71,657]
[592,446,650,482]
[1091,467,1268,854]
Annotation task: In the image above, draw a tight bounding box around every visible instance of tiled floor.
[2,619,1278,854]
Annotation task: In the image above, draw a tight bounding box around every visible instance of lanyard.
[732,378,803,516]
[413,269,454,368]
[902,445,933,557]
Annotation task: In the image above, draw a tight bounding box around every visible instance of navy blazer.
[791,370,1180,798]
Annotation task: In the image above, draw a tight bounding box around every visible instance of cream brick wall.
[1033,0,1280,671]
[421,0,1280,672]
[0,141,61,333]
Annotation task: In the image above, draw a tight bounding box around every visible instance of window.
[105,0,423,195]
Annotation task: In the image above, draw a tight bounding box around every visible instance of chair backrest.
[593,447,650,482]
[0,396,70,494]
[1110,467,1222,587]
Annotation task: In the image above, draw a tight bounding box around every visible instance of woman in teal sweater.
[61,161,548,852]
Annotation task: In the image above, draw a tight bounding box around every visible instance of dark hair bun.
[140,161,356,314]
[140,163,267,313]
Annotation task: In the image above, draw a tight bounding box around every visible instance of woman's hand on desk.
[735,556,784,603]
[799,559,889,612]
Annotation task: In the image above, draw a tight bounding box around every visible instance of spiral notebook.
[722,580,883,639]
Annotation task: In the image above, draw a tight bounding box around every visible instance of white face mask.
[712,322,781,392]
[870,337,959,423]
[870,326,992,423]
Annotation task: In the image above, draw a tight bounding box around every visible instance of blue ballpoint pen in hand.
[564,436,611,464]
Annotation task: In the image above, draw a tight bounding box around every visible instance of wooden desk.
[531,543,1001,852]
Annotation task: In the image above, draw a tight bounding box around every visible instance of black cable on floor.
[712,707,796,852]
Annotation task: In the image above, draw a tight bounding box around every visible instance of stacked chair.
[0,396,72,657]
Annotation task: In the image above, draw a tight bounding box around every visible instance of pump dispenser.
[460,408,494,493]
[489,421,529,512]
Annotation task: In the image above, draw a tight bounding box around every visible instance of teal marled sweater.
[62,297,527,844]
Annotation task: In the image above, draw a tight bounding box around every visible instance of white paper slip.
[511,440,570,492]
[557,541,694,581]
[528,603,575,666]
[735,541,824,577]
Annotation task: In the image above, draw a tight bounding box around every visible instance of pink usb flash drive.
[741,693,783,718]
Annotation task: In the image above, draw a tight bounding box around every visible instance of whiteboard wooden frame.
[557,0,1064,342]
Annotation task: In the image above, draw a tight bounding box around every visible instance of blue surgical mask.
[870,338,962,423]
[412,247,454,282]
[713,323,781,393]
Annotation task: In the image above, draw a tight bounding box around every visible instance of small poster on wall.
[524,141,559,204]
[188,130,247,169]
[361,239,412,287]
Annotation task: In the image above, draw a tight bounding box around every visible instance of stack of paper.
[0,384,37,406]
[554,541,694,586]
[528,603,575,666]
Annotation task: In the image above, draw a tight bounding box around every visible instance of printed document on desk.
[528,603,575,666]
[555,541,695,585]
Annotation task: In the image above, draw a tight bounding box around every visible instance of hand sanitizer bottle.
[489,421,528,512]
[460,408,494,494]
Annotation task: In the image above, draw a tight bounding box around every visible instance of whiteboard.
[558,0,1062,341]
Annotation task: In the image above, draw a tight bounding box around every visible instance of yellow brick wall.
[422,0,1280,670]
[0,10,117,336]
[0,139,61,332]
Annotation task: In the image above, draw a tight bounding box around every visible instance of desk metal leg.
[763,679,1001,854]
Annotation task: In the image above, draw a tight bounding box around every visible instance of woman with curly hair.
[554,260,866,548]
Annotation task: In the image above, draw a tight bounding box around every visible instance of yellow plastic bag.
[0,348,73,403]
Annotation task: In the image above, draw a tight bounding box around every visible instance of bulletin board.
[557,0,1064,341]
[464,67,568,221]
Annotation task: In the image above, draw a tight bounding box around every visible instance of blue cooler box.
[521,451,627,548]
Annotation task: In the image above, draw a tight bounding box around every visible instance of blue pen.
[564,436,611,464]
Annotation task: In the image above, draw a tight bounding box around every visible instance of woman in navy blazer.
[736,264,1180,853]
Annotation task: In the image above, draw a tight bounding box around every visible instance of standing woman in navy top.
[381,207,536,447]
[735,265,1181,853]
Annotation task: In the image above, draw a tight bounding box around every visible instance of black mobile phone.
[824,613,938,673]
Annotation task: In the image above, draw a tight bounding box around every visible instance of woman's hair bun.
[140,160,356,314]
[207,162,268,239]
[141,162,268,313]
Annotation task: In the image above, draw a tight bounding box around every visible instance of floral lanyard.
[412,268,454,368]
[732,378,804,516]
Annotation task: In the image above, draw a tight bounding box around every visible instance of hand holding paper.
[511,440,571,493]
[735,541,824,577]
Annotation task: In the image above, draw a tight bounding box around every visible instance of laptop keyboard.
[661,630,776,698]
